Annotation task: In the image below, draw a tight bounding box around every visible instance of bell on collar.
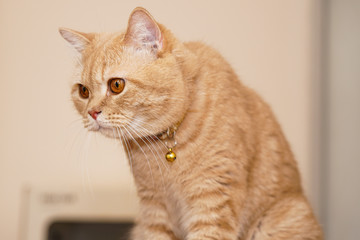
[165,148,176,162]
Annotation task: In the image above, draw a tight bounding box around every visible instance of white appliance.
[19,186,139,240]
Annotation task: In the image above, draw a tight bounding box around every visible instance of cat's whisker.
[65,125,85,164]
[128,121,169,171]
[127,125,167,189]
[111,126,128,167]
[119,127,133,175]
[128,126,165,183]
[125,120,173,171]
[117,126,134,176]
[128,120,168,147]
[126,117,168,149]
[65,117,83,129]
[123,126,155,188]
[111,127,118,145]
[126,119,177,169]
[83,121,91,128]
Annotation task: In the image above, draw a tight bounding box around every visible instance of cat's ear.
[124,7,163,53]
[59,27,94,53]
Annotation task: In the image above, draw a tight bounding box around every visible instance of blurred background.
[0,0,359,239]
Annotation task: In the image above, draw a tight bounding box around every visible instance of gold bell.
[165,148,176,162]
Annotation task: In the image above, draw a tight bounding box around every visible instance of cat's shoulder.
[182,41,232,73]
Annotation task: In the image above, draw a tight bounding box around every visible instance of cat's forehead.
[80,33,156,86]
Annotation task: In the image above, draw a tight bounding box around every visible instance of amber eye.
[109,78,125,94]
[79,84,89,99]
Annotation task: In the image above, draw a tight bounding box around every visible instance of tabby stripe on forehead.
[93,51,107,84]
[101,34,120,83]
[81,34,118,85]
[82,48,100,85]
[101,58,106,83]
[80,58,88,85]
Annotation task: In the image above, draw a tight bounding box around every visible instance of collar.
[157,114,185,141]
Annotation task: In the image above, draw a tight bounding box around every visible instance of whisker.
[129,120,167,148]
[127,125,166,189]
[131,118,183,166]
[117,127,134,176]
[123,126,155,188]
[125,117,168,149]
[112,127,118,146]
[65,117,83,129]
[63,117,88,162]
[128,121,169,171]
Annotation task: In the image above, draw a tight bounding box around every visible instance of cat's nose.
[88,110,102,120]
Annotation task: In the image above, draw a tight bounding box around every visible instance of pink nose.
[88,110,101,120]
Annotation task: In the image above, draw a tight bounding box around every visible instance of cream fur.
[60,7,323,240]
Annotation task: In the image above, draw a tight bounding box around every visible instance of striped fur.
[60,7,323,240]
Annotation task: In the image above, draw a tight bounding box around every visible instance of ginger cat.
[60,7,323,240]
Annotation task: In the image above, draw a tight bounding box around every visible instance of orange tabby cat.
[60,7,323,240]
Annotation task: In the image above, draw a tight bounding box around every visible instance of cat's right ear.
[59,27,93,53]
[124,7,163,54]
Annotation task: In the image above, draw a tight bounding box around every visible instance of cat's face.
[61,8,189,139]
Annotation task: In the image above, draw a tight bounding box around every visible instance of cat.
[60,7,323,240]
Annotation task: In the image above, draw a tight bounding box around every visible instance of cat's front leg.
[181,168,245,240]
[130,198,179,240]
[183,199,240,240]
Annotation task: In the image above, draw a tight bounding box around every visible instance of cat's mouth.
[87,122,122,139]
[85,118,139,139]
[85,115,178,142]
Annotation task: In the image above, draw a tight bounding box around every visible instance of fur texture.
[60,7,323,240]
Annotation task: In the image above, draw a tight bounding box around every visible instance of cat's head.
[60,7,196,139]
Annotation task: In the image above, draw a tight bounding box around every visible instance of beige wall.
[0,1,320,239]
[324,0,360,239]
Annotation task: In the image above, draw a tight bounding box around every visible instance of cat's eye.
[78,84,89,99]
[109,78,125,94]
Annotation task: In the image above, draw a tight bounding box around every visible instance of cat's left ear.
[59,27,94,53]
[124,7,163,54]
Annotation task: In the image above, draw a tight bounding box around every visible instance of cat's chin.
[84,120,118,139]
[94,126,132,140]
[90,125,163,143]
[97,126,120,139]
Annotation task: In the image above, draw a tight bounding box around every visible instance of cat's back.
[183,40,278,137]
[183,40,302,193]
[183,40,252,114]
